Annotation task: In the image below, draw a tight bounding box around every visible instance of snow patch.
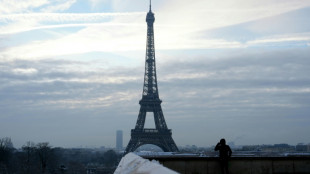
[114,153,179,174]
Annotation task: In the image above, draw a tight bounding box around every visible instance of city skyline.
[0,0,310,148]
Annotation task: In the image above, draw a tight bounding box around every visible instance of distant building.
[240,144,295,152]
[116,130,123,151]
[296,143,308,152]
[228,142,235,149]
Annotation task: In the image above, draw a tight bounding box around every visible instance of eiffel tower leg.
[124,138,138,155]
[162,135,179,152]
[135,108,146,130]
[153,108,168,130]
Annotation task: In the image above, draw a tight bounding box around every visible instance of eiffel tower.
[124,1,179,155]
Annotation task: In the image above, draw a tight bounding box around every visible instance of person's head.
[220,138,226,145]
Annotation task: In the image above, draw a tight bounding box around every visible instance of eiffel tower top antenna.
[149,0,152,11]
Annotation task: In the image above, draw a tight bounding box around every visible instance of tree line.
[0,137,121,174]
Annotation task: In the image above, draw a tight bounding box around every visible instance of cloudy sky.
[0,0,310,148]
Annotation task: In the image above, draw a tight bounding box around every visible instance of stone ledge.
[143,156,310,174]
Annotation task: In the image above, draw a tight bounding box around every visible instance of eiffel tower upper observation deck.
[124,1,179,155]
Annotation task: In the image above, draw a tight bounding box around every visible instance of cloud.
[247,33,310,45]
[157,0,310,30]
[0,0,48,14]
[0,12,144,35]
[0,12,143,23]
[12,68,38,75]
[2,48,309,123]
[89,0,109,10]
[1,0,309,63]
[0,24,145,61]
[40,0,77,13]
[1,48,310,147]
[0,0,78,14]
[2,25,308,62]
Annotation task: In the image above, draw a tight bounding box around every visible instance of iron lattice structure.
[124,2,179,155]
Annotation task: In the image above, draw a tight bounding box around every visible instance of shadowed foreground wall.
[144,156,310,174]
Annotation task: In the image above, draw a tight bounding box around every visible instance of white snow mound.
[114,153,179,174]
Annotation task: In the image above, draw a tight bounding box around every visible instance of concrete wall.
[144,156,310,174]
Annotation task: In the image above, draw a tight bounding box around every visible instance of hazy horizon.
[1,0,310,148]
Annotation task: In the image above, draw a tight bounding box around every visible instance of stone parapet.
[144,156,310,174]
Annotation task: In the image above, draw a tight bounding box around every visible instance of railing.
[131,129,171,134]
[143,129,158,133]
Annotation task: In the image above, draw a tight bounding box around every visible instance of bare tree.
[0,137,14,174]
[36,142,51,174]
[103,150,118,167]
[22,141,36,174]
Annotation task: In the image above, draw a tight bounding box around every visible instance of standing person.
[214,138,232,174]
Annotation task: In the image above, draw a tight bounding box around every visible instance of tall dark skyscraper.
[116,130,123,151]
[124,1,179,155]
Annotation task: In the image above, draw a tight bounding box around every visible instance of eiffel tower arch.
[124,1,179,155]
